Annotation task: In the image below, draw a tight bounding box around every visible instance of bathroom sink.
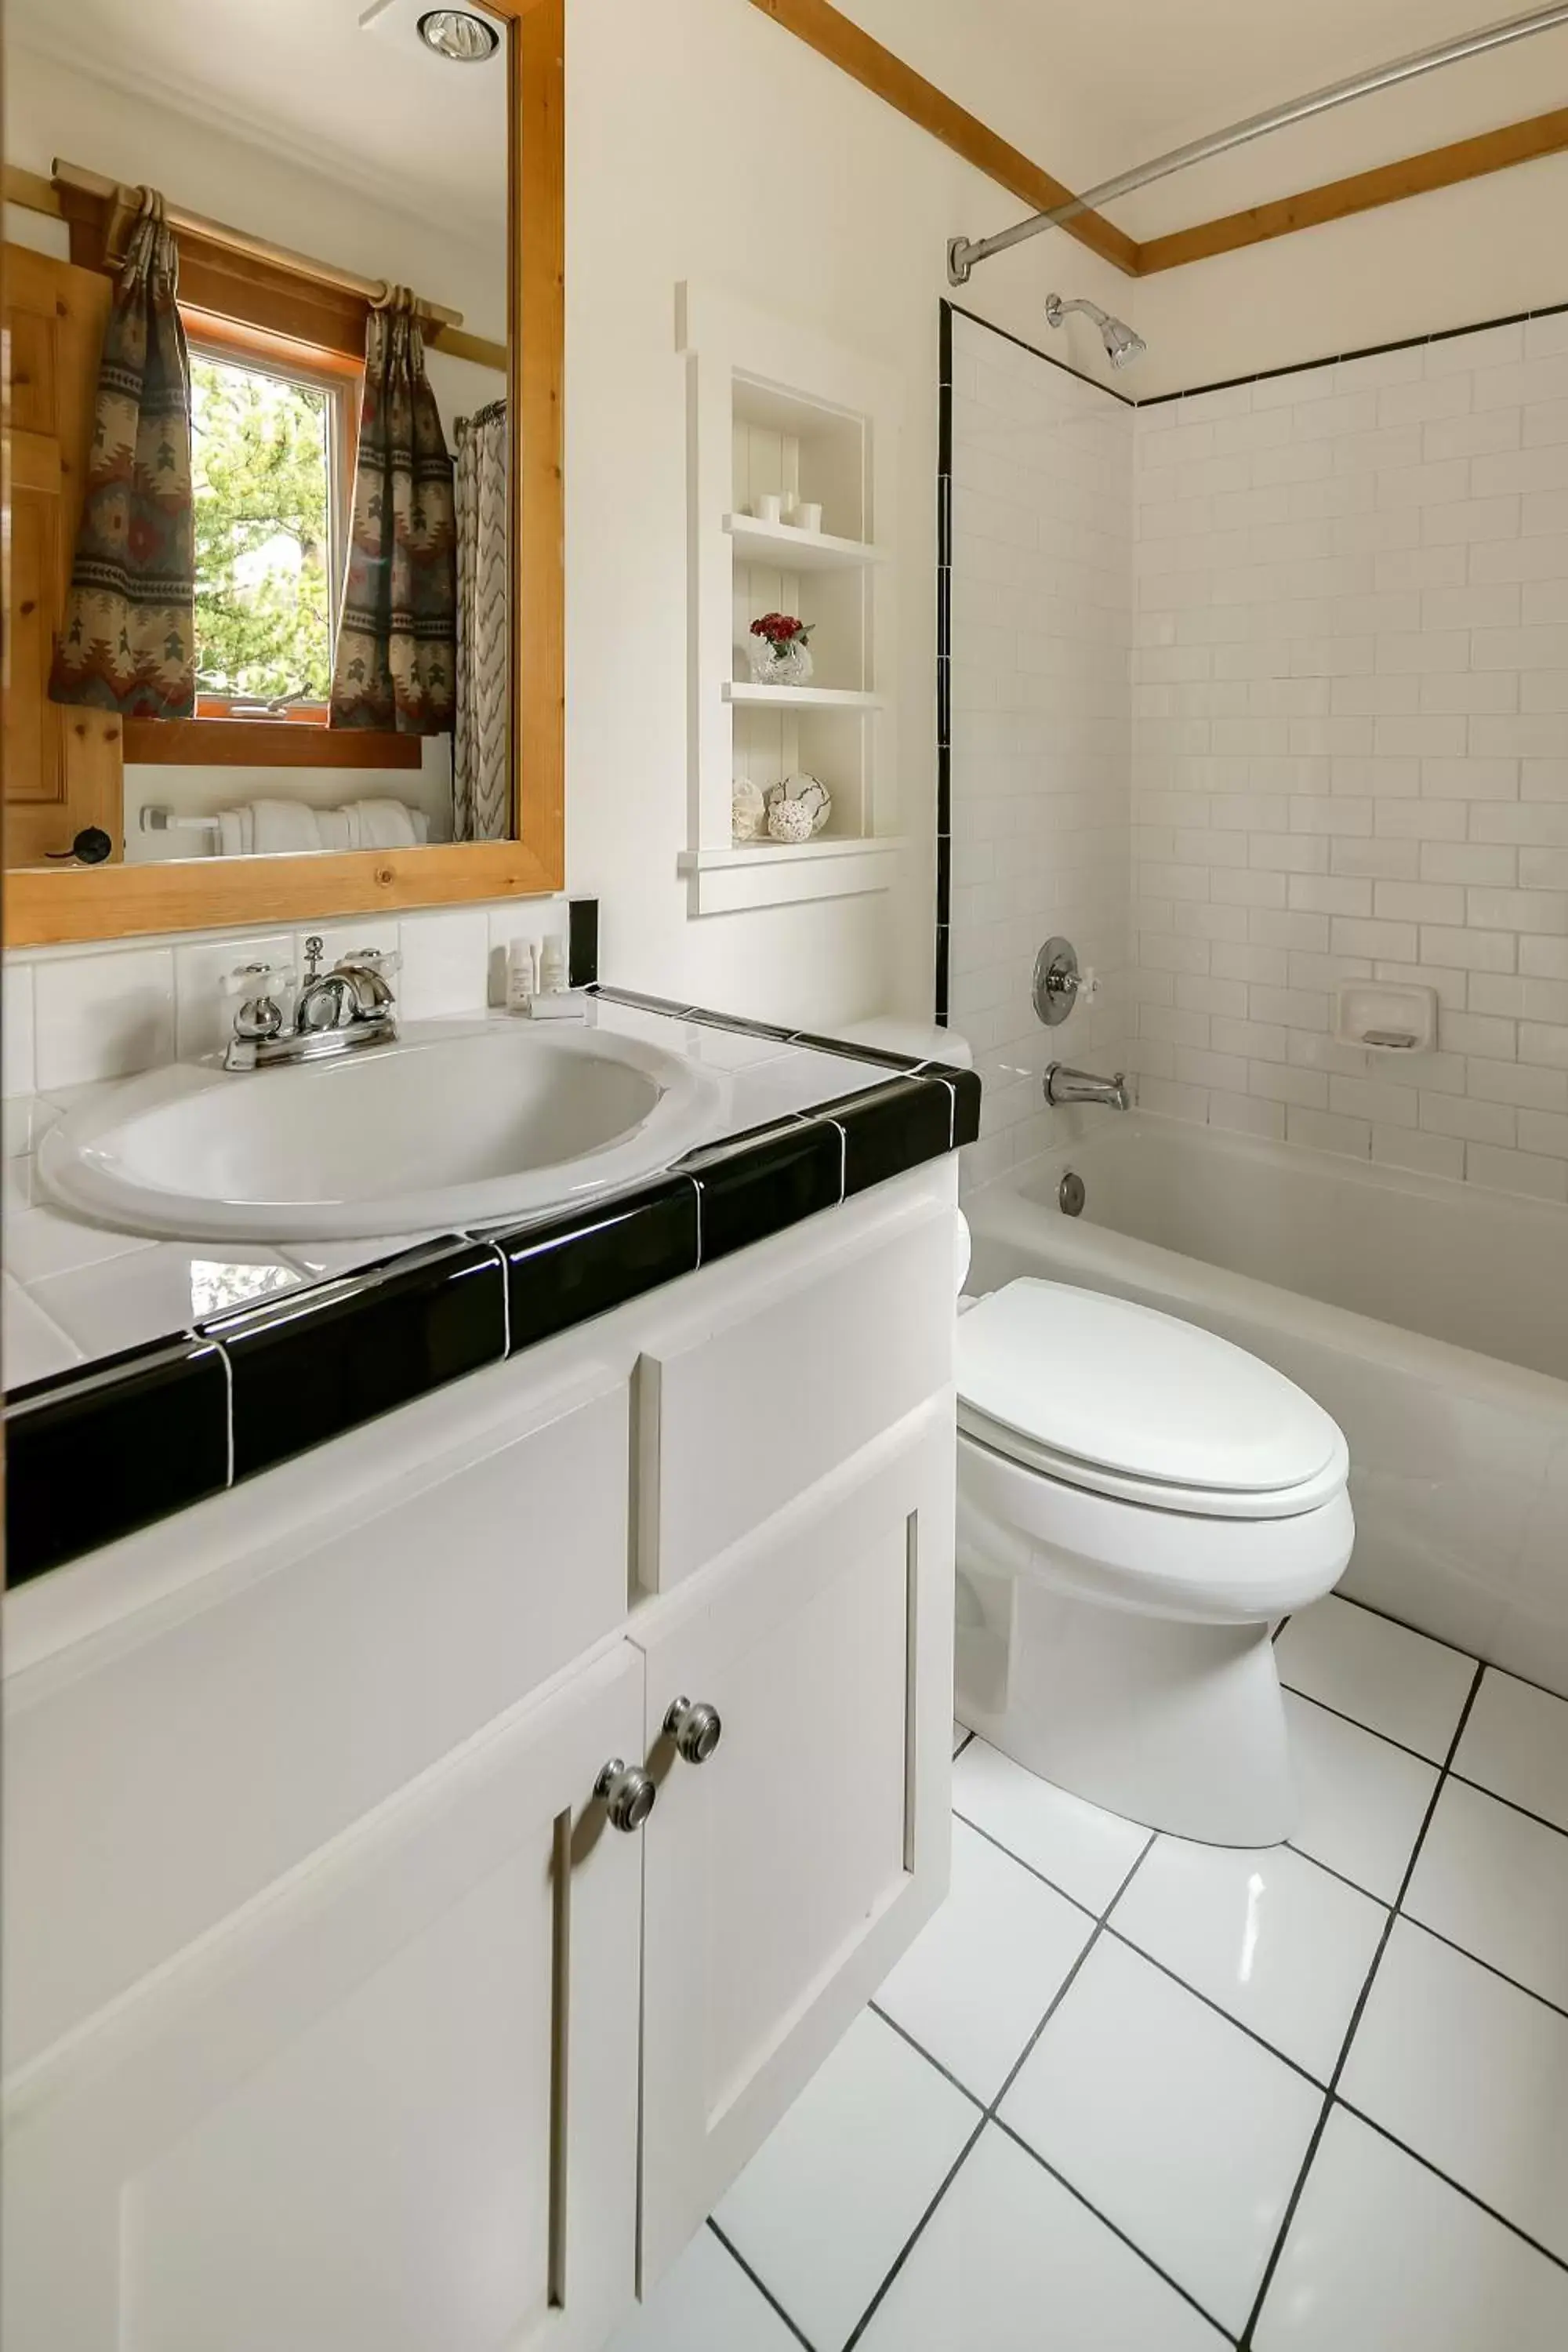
[38,1022,728,1243]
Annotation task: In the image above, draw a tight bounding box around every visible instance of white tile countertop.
[2,995,942,1385]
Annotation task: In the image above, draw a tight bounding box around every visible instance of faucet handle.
[336,947,401,979]
[223,960,296,999]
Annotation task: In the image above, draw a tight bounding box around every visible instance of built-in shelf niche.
[679,282,902,914]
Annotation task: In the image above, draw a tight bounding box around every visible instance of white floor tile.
[1404,1779,1568,2012]
[857,2122,1227,2351]
[1000,1934,1322,2332]
[604,2227,800,2352]
[2,1272,84,1386]
[2,1202,156,1286]
[713,2009,978,2352]
[1454,1668,1568,1834]
[952,1738,1148,1915]
[1341,1919,1568,2263]
[877,1819,1095,2100]
[1283,1689,1439,1901]
[1109,1835,1387,2082]
[1274,1599,1475,1761]
[1255,2106,1568,2350]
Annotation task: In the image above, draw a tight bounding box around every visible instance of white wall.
[1128,318,1568,1202]
[561,0,1129,1029]
[948,312,1133,1184]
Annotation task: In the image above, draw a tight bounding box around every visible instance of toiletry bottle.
[539,935,567,996]
[506,939,537,1011]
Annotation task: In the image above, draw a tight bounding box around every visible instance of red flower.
[750,612,812,646]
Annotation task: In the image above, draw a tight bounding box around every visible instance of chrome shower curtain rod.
[947,2,1568,284]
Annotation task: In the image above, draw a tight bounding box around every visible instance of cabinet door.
[634,1401,955,2286]
[2,1645,646,2352]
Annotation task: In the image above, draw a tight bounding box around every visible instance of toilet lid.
[956,1279,1342,1500]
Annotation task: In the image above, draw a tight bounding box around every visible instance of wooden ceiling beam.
[749,0,1568,284]
[1138,103,1568,274]
[744,0,1139,276]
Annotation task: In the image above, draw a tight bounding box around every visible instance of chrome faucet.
[1044,1062,1129,1112]
[222,935,401,1072]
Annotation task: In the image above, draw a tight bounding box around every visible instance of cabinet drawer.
[637,1203,954,1592]
[4,1365,630,2071]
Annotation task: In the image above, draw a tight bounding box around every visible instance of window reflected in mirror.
[2,0,516,869]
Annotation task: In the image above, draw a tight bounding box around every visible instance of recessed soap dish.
[1333,980,1438,1055]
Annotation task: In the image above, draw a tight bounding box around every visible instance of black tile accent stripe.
[567,897,599,989]
[212,1240,507,1483]
[4,997,980,1584]
[935,303,955,1032]
[1136,295,1568,410]
[5,1338,230,1590]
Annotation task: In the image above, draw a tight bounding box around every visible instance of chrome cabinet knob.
[595,1758,656,1833]
[663,1696,723,1766]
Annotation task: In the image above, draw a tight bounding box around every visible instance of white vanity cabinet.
[2,1165,958,2352]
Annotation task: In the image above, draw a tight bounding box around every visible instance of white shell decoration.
[765,771,832,837]
[731,776,767,843]
[767,797,816,844]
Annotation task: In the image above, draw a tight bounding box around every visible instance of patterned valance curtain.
[452,399,510,840]
[49,191,196,719]
[329,292,456,734]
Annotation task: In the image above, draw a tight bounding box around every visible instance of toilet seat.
[956,1279,1348,1523]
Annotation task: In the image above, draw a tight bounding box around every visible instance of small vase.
[747,638,815,689]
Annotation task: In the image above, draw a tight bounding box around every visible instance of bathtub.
[964,1116,1568,1698]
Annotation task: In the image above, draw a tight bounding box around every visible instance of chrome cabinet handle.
[595,1758,656,1832]
[663,1696,723,1766]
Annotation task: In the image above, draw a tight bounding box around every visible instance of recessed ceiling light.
[417,9,500,64]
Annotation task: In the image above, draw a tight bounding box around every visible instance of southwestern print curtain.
[452,399,510,839]
[329,292,457,734]
[49,191,196,720]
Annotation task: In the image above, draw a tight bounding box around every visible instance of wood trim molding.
[743,0,1138,276]
[4,0,564,946]
[1138,103,1568,274]
[748,0,1568,284]
[122,719,423,770]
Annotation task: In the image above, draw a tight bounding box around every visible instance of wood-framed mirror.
[3,0,562,948]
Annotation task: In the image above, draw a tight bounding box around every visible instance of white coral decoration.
[767,797,815,844]
[731,776,767,843]
[765,771,832,836]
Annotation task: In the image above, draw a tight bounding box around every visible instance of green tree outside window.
[190,355,336,704]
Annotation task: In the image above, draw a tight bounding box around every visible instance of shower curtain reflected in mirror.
[452,398,510,841]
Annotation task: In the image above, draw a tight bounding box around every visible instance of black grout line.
[949,1804,1102,1922]
[838,1833,1156,2350]
[952,1726,975,1759]
[706,2220,818,2352]
[1283,1838,1393,1907]
[946,299,1138,408]
[867,2002,985,2111]
[1447,1771,1568,1844]
[1396,1912,1568,2028]
[989,2118,1240,2345]
[1334,2100,1568,2278]
[1277,1680,1444,1769]
[1100,1923,1333,2092]
[1236,1658,1486,2350]
[1307,1589,1568,1714]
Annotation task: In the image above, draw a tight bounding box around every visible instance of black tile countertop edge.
[5,1003,978,1589]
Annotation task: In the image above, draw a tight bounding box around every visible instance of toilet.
[840,1015,1354,1847]
[954,1278,1353,1846]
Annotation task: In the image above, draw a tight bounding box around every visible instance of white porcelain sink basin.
[38,1022,729,1243]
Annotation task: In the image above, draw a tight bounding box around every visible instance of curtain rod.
[947,2,1568,283]
[50,158,466,332]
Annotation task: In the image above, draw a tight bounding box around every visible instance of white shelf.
[679,836,906,916]
[724,514,887,572]
[724,682,884,711]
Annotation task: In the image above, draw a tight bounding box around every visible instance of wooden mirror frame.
[4,0,564,947]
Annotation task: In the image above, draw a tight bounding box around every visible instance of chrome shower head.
[1044,293,1148,372]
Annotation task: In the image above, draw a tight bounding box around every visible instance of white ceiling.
[9,0,510,237]
[840,0,1568,238]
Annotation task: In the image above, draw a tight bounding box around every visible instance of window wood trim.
[5,0,564,945]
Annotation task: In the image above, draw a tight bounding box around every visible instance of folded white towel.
[216,808,251,858]
[251,798,325,854]
[346,797,425,849]
[314,808,354,851]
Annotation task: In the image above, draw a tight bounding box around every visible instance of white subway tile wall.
[1130,317,1568,1202]
[949,312,1134,1188]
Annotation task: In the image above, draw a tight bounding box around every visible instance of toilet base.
[957,1581,1297,1847]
